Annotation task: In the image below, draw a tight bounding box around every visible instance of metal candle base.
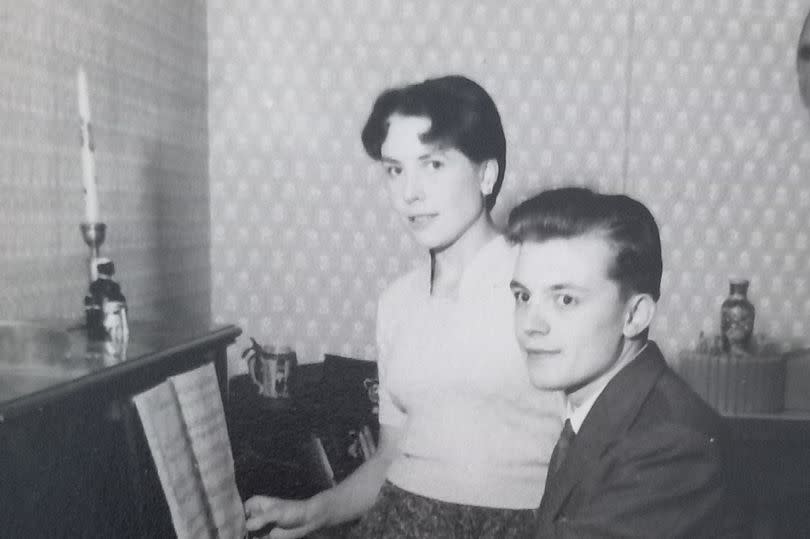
[80,222,106,281]
[80,222,106,258]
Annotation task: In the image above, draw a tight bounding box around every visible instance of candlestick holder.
[81,222,106,338]
[80,222,106,281]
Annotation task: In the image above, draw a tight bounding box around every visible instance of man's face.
[379,114,491,251]
[510,234,631,399]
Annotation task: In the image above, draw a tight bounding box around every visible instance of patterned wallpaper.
[0,1,211,324]
[629,0,810,355]
[209,0,810,370]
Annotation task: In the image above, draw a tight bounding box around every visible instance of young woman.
[245,75,562,539]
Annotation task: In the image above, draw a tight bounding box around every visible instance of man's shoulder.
[606,344,722,434]
[639,361,722,436]
[596,359,725,476]
[580,347,722,455]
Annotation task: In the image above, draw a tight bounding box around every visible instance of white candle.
[77,66,100,223]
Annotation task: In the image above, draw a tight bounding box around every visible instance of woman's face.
[379,114,494,251]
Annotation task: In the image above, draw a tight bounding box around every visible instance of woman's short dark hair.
[506,187,663,301]
[361,75,506,211]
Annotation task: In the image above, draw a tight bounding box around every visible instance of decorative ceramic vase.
[720,278,755,354]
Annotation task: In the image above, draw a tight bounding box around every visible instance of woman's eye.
[555,294,577,307]
[513,290,530,303]
[385,165,402,177]
[427,160,443,170]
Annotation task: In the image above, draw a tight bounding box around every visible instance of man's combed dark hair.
[361,75,506,211]
[506,187,663,300]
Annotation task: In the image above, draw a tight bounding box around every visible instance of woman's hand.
[244,494,329,539]
[244,425,402,538]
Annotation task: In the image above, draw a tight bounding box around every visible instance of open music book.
[133,363,246,539]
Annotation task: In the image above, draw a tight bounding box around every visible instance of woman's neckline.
[427,234,504,299]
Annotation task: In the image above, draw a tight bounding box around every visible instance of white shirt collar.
[566,343,649,434]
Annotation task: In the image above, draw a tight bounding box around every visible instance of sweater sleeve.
[375,291,406,428]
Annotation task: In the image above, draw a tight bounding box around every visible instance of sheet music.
[133,363,246,539]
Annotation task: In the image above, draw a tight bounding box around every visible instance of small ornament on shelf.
[720,278,756,355]
[85,258,129,341]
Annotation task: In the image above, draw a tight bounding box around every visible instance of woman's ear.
[479,159,498,196]
[622,293,656,338]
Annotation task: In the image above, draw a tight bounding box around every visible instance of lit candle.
[77,66,100,223]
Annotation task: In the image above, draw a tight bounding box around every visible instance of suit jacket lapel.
[539,342,668,520]
[538,431,593,518]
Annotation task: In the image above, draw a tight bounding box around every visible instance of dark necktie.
[547,418,575,478]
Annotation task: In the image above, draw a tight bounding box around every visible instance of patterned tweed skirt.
[347,481,537,539]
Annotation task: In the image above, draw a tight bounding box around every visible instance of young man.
[506,187,744,538]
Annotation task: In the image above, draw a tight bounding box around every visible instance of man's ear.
[479,159,498,196]
[622,293,656,338]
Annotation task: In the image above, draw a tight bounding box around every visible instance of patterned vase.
[720,278,755,354]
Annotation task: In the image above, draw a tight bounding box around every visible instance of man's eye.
[555,294,577,307]
[513,290,530,303]
[384,165,402,177]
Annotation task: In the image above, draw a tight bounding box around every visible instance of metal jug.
[242,338,297,399]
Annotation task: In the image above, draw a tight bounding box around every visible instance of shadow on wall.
[142,140,211,325]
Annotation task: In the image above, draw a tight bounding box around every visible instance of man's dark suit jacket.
[535,342,745,538]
